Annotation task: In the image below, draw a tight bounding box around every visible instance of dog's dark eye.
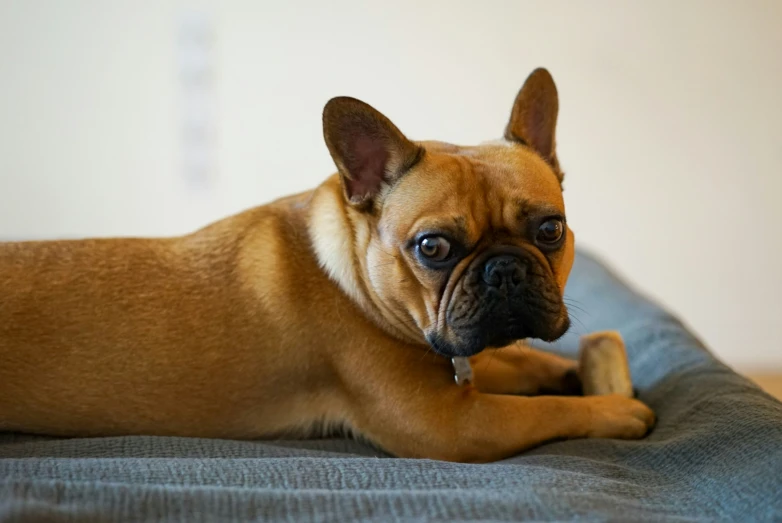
[419,236,451,261]
[536,218,564,245]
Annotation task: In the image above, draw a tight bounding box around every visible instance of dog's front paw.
[584,394,655,440]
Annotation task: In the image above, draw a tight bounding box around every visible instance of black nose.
[482,255,526,289]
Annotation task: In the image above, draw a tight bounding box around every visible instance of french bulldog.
[0,68,654,462]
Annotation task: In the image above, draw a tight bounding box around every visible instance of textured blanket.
[2,252,781,522]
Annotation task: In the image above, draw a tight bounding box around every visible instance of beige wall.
[1,1,780,370]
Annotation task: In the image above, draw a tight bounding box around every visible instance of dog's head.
[320,68,574,357]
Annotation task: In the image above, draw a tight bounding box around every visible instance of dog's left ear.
[323,97,423,209]
[505,68,562,181]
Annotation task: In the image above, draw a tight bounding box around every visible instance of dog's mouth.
[426,312,569,358]
[428,255,569,357]
[425,243,569,357]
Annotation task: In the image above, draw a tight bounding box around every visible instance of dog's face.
[323,68,574,357]
[375,142,574,357]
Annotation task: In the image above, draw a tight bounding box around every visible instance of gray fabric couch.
[2,252,781,522]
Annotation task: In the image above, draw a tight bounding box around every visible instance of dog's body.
[0,69,654,462]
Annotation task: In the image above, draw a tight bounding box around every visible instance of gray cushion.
[2,251,781,522]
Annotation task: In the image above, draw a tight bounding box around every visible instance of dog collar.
[451,357,473,386]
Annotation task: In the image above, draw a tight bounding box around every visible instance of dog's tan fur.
[0,69,654,462]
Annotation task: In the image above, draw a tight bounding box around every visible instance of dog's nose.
[482,255,526,289]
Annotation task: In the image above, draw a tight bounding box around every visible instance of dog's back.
[0,194,348,438]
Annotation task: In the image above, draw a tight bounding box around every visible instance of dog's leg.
[469,344,581,396]
[350,370,654,462]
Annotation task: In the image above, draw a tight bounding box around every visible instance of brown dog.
[0,69,654,462]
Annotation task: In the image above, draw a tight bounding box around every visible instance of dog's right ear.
[323,97,423,210]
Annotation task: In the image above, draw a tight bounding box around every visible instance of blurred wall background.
[0,0,780,371]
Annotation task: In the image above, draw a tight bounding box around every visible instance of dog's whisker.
[563,299,591,317]
[567,313,588,334]
[564,304,589,316]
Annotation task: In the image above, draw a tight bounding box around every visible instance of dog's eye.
[418,236,451,262]
[536,218,564,245]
